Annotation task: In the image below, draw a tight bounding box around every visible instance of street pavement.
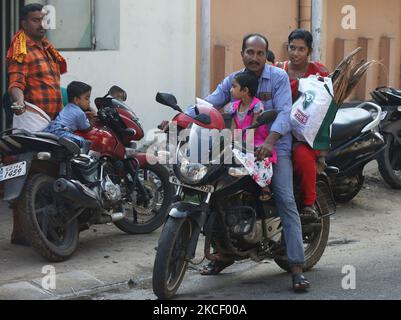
[1,162,401,300]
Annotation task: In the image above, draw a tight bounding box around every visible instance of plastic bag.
[290,75,337,150]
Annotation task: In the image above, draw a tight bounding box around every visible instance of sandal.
[199,260,234,276]
[299,206,318,221]
[292,273,310,292]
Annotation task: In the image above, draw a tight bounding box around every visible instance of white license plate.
[169,176,214,193]
[0,161,27,182]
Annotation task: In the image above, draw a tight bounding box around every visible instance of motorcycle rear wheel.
[18,174,79,262]
[274,181,331,272]
[333,173,364,203]
[378,134,401,189]
[152,217,192,299]
[274,216,330,272]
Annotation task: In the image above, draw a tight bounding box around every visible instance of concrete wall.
[206,0,299,92]
[200,0,401,100]
[324,0,401,99]
[60,0,197,133]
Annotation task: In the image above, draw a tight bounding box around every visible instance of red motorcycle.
[76,95,174,235]
[0,95,173,261]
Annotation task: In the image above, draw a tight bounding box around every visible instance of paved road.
[1,165,401,300]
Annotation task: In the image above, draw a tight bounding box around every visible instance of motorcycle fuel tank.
[76,127,126,159]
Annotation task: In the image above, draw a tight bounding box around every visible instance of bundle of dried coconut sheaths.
[329,47,379,106]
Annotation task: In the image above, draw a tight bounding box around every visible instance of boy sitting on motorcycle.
[43,81,93,148]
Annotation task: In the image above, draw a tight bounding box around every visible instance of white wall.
[60,0,197,135]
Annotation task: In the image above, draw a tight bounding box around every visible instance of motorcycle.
[327,101,386,203]
[370,87,401,189]
[76,95,174,235]
[0,96,173,262]
[152,93,336,299]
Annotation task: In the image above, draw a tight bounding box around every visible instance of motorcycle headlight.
[178,159,208,184]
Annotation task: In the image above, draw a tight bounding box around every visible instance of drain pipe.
[311,0,324,62]
[200,0,211,98]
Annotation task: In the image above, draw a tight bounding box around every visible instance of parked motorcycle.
[152,93,336,299]
[327,101,386,203]
[77,95,173,234]
[370,87,401,189]
[0,96,173,262]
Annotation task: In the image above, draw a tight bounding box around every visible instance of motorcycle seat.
[331,108,373,146]
[34,132,61,142]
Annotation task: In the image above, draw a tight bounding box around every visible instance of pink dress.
[226,97,277,188]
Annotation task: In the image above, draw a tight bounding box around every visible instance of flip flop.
[300,206,318,221]
[292,273,310,293]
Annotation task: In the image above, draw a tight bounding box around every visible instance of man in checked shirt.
[6,3,67,245]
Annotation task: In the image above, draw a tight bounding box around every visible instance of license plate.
[0,162,27,182]
[169,176,214,193]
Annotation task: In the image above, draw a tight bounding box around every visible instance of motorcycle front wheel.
[152,217,192,299]
[18,173,79,262]
[114,163,173,234]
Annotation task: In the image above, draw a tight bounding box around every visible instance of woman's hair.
[288,29,314,50]
[234,70,259,97]
[267,50,275,64]
[67,81,92,103]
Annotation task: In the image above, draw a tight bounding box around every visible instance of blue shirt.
[189,65,293,156]
[54,103,90,132]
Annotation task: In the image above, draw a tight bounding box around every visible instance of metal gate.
[1,0,24,131]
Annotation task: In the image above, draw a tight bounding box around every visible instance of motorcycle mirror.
[194,113,211,125]
[156,92,183,112]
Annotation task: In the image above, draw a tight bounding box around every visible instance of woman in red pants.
[276,29,330,219]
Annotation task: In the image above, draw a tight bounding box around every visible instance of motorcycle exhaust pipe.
[54,178,101,209]
[96,212,126,224]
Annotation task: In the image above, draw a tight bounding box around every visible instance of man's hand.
[158,120,170,132]
[11,101,26,116]
[10,88,26,115]
[255,141,274,160]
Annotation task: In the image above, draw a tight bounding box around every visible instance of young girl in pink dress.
[225,70,277,201]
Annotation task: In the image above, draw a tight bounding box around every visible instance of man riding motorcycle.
[159,33,310,292]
